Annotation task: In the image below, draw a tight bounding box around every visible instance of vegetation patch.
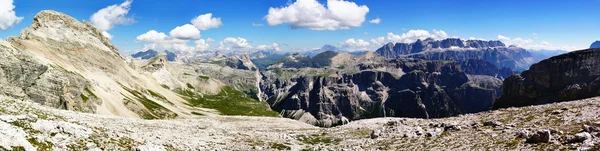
[191,111,205,116]
[80,94,90,102]
[160,84,170,89]
[186,83,195,89]
[297,134,342,145]
[27,138,53,151]
[269,143,291,150]
[84,87,98,99]
[120,83,177,119]
[198,75,210,80]
[176,86,280,117]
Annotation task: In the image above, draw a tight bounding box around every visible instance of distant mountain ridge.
[375,38,535,71]
[131,49,176,61]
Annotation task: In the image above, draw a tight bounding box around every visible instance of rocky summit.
[0,9,598,151]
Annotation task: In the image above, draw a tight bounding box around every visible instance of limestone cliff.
[496,48,600,108]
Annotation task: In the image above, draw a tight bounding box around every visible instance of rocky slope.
[260,55,503,127]
[2,10,254,120]
[460,59,514,79]
[1,94,599,150]
[376,38,535,71]
[496,48,600,109]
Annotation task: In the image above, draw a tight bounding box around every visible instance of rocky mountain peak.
[10,10,120,57]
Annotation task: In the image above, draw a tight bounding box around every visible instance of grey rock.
[565,132,592,143]
[526,130,552,143]
[483,121,503,127]
[370,129,380,139]
[583,124,600,132]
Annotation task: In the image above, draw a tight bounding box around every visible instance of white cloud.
[369,17,380,24]
[169,24,201,40]
[191,13,223,30]
[136,30,210,53]
[252,23,264,27]
[102,31,113,40]
[194,39,210,51]
[265,0,369,30]
[257,43,281,51]
[0,0,23,30]
[468,37,485,40]
[497,35,577,51]
[532,32,538,36]
[340,38,370,51]
[217,37,252,51]
[497,35,510,41]
[387,29,448,43]
[364,32,369,35]
[206,38,215,43]
[90,0,134,31]
[136,30,168,42]
[370,37,385,46]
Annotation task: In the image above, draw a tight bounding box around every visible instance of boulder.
[526,130,552,143]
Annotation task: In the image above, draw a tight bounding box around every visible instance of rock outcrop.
[496,48,600,108]
[226,53,258,70]
[375,38,535,71]
[261,58,501,127]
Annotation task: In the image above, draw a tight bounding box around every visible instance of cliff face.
[460,59,514,79]
[376,38,534,71]
[495,48,600,108]
[261,58,501,127]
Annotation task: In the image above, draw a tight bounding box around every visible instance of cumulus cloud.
[217,37,252,51]
[102,31,113,40]
[340,38,370,51]
[497,35,576,51]
[257,43,281,51]
[136,30,168,42]
[169,24,201,40]
[370,37,385,46]
[387,29,448,43]
[497,35,510,41]
[265,0,369,30]
[0,0,23,30]
[191,13,223,30]
[206,38,215,43]
[90,0,134,31]
[369,17,380,24]
[136,30,210,53]
[194,39,210,51]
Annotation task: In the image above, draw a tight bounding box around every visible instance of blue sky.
[1,0,599,54]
